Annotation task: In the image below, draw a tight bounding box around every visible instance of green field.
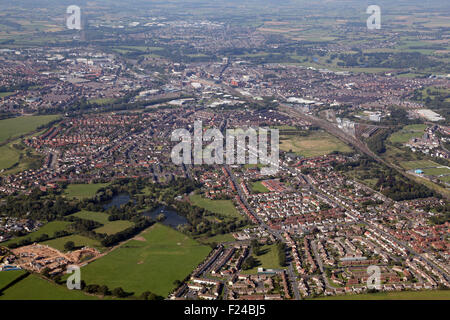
[71,211,134,235]
[81,224,211,297]
[0,115,60,144]
[0,270,26,290]
[315,290,450,300]
[0,274,97,300]
[190,194,241,219]
[389,124,427,144]
[43,234,103,252]
[251,181,270,193]
[72,211,110,224]
[242,244,287,274]
[280,131,353,157]
[0,144,21,170]
[422,167,450,176]
[400,160,441,170]
[197,232,236,245]
[95,221,134,235]
[64,183,110,200]
[1,221,71,247]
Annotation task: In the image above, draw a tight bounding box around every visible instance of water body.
[103,194,134,210]
[143,206,188,228]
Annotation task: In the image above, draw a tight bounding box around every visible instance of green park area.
[242,244,287,274]
[250,181,270,193]
[80,224,211,297]
[190,194,241,219]
[63,183,110,200]
[280,131,352,157]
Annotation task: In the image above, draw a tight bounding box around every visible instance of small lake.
[103,194,134,210]
[143,206,188,228]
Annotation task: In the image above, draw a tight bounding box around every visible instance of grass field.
[81,224,211,297]
[389,124,427,144]
[251,181,270,193]
[422,167,450,176]
[43,235,103,252]
[0,274,97,300]
[242,244,287,274]
[400,160,441,170]
[280,131,352,157]
[1,221,71,247]
[315,290,450,300]
[190,194,241,219]
[0,115,60,144]
[94,221,134,235]
[0,270,26,291]
[71,211,110,224]
[72,210,134,235]
[0,144,21,170]
[64,183,109,200]
[197,232,237,245]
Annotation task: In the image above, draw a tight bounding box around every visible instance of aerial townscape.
[0,0,449,304]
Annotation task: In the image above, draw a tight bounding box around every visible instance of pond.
[103,194,134,210]
[143,206,188,228]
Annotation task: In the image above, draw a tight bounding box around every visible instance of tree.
[112,287,127,298]
[64,241,75,251]
[242,256,258,270]
[173,280,182,287]
[141,291,160,300]
[99,285,110,296]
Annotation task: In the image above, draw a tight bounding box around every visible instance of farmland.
[80,224,211,297]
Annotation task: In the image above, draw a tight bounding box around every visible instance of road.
[310,240,334,291]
